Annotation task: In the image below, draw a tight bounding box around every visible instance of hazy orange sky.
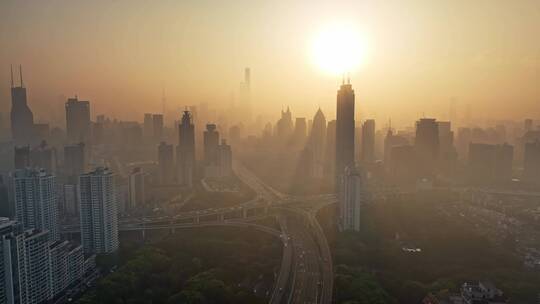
[1,0,539,127]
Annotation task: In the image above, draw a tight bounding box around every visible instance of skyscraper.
[79,167,119,254]
[10,65,35,145]
[217,140,233,177]
[276,107,294,141]
[12,168,59,242]
[335,80,356,184]
[14,146,30,169]
[308,108,327,178]
[158,142,174,184]
[177,111,195,187]
[468,143,513,184]
[437,121,457,175]
[29,141,57,174]
[128,167,145,209]
[203,124,220,166]
[0,176,10,218]
[0,218,85,304]
[523,141,540,183]
[21,229,51,303]
[383,129,409,166]
[65,96,90,143]
[324,120,337,179]
[0,218,24,304]
[361,119,375,163]
[339,166,365,231]
[293,118,307,146]
[415,118,439,176]
[152,114,164,141]
[64,142,85,183]
[143,113,153,139]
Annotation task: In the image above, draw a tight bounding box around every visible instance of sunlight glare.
[310,23,369,76]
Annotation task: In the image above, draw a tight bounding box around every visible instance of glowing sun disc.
[310,23,369,75]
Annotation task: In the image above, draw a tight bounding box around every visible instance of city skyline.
[1,1,540,125]
[1,2,540,303]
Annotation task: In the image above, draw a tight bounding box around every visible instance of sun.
[310,23,369,76]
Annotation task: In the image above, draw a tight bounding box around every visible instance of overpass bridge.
[63,160,337,304]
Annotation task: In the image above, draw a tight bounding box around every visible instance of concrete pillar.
[141,229,146,241]
[194,216,200,224]
[242,208,248,218]
[218,213,225,221]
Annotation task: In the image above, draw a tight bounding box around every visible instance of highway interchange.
[62,160,337,304]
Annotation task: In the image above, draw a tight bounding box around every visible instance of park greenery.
[319,191,540,304]
[78,226,281,304]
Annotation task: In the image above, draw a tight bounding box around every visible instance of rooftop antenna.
[347,72,350,84]
[19,65,24,87]
[10,64,14,88]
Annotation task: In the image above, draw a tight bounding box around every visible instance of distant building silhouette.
[143,113,153,139]
[335,80,355,186]
[307,108,326,178]
[121,122,143,146]
[30,141,57,174]
[203,124,233,178]
[152,114,164,141]
[276,107,294,141]
[158,142,174,184]
[523,141,540,183]
[324,120,337,180]
[65,96,90,143]
[177,111,195,187]
[414,118,439,177]
[437,121,457,175]
[64,142,85,183]
[383,129,408,165]
[229,124,242,144]
[203,124,220,167]
[524,118,533,133]
[293,117,307,145]
[389,144,418,183]
[217,139,233,177]
[33,123,50,141]
[128,167,145,209]
[10,65,35,145]
[361,119,375,163]
[468,143,513,184]
[14,145,30,169]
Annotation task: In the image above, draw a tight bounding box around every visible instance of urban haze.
[1,1,540,304]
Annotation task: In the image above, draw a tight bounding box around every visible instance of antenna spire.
[347,72,350,84]
[10,64,14,88]
[19,65,24,87]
